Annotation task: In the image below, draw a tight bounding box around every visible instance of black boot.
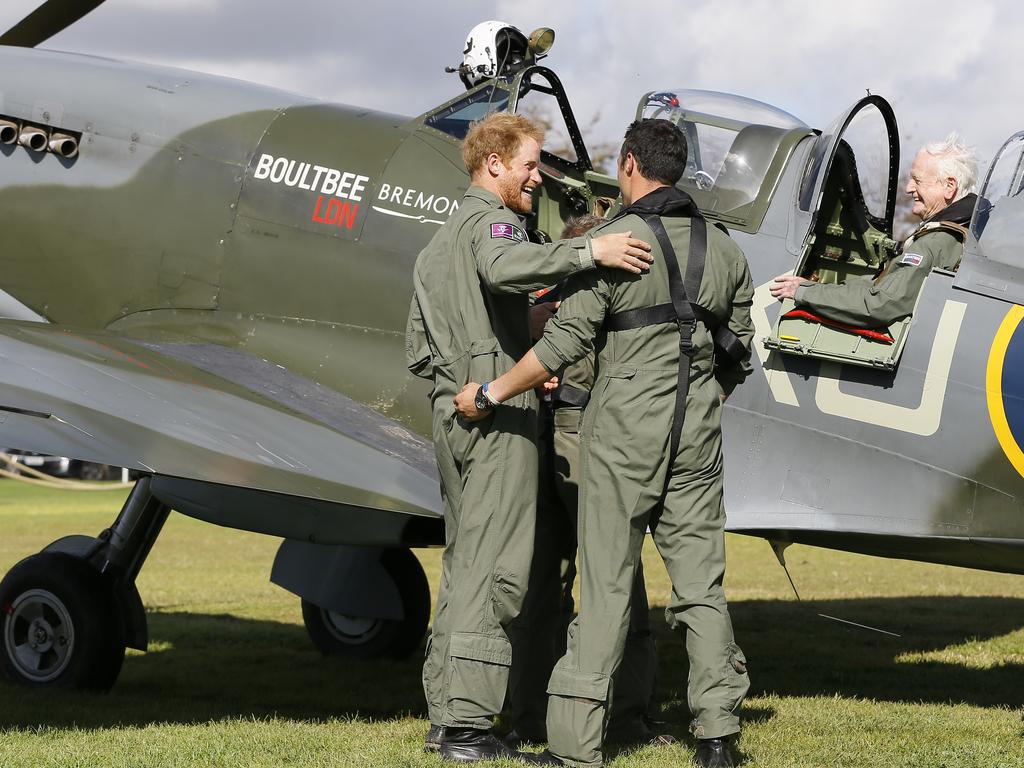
[695,737,734,768]
[424,724,446,753]
[439,727,534,763]
[503,728,546,749]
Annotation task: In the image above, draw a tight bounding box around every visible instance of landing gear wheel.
[77,462,112,481]
[0,552,125,690]
[301,548,430,660]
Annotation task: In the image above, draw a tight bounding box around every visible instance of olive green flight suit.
[530,190,754,767]
[795,227,965,328]
[406,186,597,730]
[507,340,657,743]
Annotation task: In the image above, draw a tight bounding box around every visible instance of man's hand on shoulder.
[592,231,653,274]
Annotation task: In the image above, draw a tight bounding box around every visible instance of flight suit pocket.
[546,668,611,702]
[589,368,637,439]
[468,337,502,384]
[546,668,611,763]
[447,632,513,719]
[722,642,750,715]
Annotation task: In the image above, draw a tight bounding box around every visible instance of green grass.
[1,480,1023,767]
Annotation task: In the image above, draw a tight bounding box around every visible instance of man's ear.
[622,152,636,177]
[485,152,505,178]
[944,176,959,203]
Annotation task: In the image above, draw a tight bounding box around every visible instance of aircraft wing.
[0,320,441,520]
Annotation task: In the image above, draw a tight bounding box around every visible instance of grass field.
[1,481,1022,767]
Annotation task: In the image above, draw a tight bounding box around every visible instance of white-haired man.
[770,133,978,326]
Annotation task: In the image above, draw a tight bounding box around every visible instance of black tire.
[76,462,112,481]
[302,548,430,660]
[0,552,125,690]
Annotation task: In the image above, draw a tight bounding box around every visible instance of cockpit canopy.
[638,89,811,230]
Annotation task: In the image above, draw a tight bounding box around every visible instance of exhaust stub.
[19,125,48,152]
[0,119,17,145]
[48,132,79,158]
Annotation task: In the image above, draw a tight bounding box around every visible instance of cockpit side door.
[766,95,908,370]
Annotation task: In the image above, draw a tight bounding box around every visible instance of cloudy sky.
[3,0,1021,172]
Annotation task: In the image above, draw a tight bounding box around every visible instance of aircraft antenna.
[769,541,901,638]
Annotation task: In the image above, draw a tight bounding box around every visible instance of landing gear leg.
[0,476,170,690]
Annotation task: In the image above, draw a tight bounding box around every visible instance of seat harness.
[603,190,746,478]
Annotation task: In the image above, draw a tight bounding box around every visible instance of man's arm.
[473,211,651,294]
[455,272,610,420]
[405,293,432,379]
[770,233,959,328]
[715,247,755,397]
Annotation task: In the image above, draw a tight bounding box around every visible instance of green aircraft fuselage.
[2,43,1024,579]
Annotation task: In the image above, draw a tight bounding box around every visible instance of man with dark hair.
[455,118,755,767]
[407,112,652,764]
[506,213,662,750]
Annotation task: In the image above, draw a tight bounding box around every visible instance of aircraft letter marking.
[269,157,289,183]
[752,273,800,406]
[321,169,341,195]
[253,153,273,180]
[814,300,967,436]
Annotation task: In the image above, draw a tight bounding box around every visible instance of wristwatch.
[474,381,498,413]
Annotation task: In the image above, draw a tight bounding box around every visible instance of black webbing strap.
[605,302,747,366]
[605,302,676,330]
[633,213,705,531]
[553,383,590,409]
[692,306,748,365]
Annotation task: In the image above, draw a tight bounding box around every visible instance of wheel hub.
[3,589,75,682]
[322,609,384,645]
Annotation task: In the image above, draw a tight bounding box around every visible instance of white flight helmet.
[459,21,529,89]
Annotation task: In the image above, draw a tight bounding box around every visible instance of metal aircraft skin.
[0,3,1022,691]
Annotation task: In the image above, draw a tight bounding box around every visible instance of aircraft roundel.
[987,305,1024,477]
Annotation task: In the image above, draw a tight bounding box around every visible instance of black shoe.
[439,727,534,764]
[605,717,676,748]
[424,724,446,754]
[643,714,671,731]
[694,737,734,768]
[503,728,546,749]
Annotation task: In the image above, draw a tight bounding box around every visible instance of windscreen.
[640,90,806,214]
[425,86,511,140]
[973,132,1024,268]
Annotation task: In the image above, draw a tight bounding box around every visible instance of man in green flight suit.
[770,133,978,323]
[506,214,662,750]
[406,111,653,764]
[454,118,755,768]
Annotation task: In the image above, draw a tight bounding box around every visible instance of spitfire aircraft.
[1,2,1022,693]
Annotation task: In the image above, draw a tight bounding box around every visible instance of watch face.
[475,387,491,412]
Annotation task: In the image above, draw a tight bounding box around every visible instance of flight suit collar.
[920,192,977,229]
[464,185,507,209]
[619,185,696,219]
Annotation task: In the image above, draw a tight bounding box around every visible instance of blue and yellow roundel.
[988,306,1024,477]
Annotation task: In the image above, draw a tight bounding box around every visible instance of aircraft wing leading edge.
[0,320,442,530]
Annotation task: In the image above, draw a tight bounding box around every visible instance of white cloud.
[2,0,1022,172]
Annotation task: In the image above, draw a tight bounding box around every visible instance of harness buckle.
[678,317,697,356]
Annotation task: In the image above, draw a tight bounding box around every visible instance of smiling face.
[493,136,542,214]
[906,150,957,220]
